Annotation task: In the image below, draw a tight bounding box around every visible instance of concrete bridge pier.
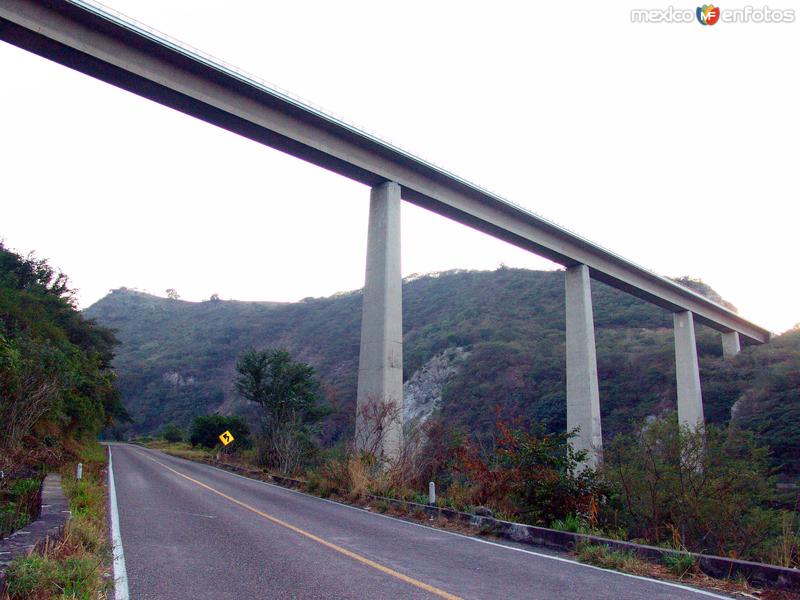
[355,181,404,460]
[565,264,603,469]
[674,311,704,431]
[721,331,741,359]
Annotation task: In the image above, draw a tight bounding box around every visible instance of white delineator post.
[356,181,404,460]
[721,331,741,359]
[674,311,704,431]
[429,481,436,506]
[565,264,603,469]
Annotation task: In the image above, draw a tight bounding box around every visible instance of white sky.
[1,1,798,333]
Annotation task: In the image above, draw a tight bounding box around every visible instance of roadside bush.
[662,553,698,577]
[0,477,42,539]
[5,552,102,598]
[575,542,650,575]
[552,514,591,534]
[601,416,778,560]
[162,423,185,443]
[189,414,251,449]
[308,449,376,501]
[771,511,800,568]
[451,418,605,526]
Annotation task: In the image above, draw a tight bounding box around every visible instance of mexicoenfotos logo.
[696,4,721,25]
[631,5,795,24]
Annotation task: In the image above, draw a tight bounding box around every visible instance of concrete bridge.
[0,0,772,466]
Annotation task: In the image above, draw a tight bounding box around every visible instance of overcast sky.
[1,1,798,333]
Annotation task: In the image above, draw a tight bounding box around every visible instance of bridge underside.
[0,0,770,344]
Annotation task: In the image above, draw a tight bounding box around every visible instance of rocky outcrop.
[162,371,195,386]
[403,347,469,424]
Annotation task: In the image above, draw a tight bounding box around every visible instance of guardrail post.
[356,181,404,461]
[566,264,603,469]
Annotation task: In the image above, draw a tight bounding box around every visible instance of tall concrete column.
[356,181,403,460]
[674,311,704,431]
[565,264,602,469]
[721,331,741,359]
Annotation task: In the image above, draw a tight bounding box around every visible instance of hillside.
[85,268,800,477]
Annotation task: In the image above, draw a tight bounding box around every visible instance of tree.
[235,348,329,473]
[165,288,180,300]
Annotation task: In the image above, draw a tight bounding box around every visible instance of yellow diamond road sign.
[219,430,234,446]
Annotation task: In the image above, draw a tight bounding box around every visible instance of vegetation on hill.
[0,242,126,570]
[87,268,800,480]
[0,243,128,453]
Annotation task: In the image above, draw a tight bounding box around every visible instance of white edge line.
[108,446,130,600]
[132,445,733,600]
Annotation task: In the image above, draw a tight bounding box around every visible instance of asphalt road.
[108,444,732,600]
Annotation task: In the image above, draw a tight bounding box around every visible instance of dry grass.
[3,528,109,600]
[2,441,111,600]
[141,440,211,461]
[346,457,372,501]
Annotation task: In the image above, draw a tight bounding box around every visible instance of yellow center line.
[137,452,462,600]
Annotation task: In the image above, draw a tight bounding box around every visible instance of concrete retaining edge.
[371,495,800,592]
[0,474,71,593]
[192,456,800,592]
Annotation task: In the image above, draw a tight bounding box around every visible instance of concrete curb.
[369,496,800,592]
[194,456,800,592]
[0,474,71,593]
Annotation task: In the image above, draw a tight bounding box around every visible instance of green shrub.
[5,554,102,598]
[162,423,185,443]
[0,505,28,539]
[9,478,40,498]
[601,416,778,560]
[189,414,251,449]
[576,542,639,572]
[304,470,334,498]
[663,552,698,577]
[0,477,42,539]
[552,514,589,534]
[410,492,429,505]
[64,480,103,518]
